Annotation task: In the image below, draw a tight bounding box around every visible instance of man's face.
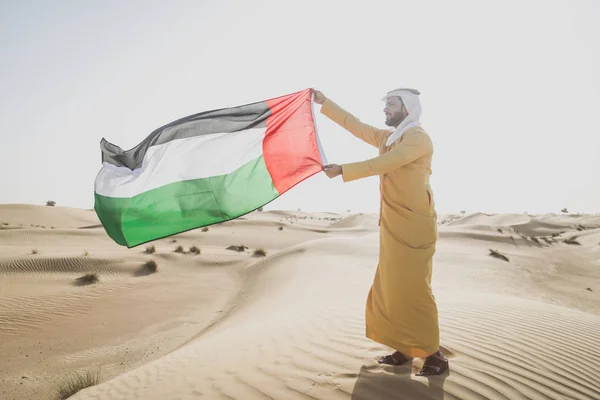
[384,96,407,127]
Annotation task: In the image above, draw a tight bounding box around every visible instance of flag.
[94,88,326,247]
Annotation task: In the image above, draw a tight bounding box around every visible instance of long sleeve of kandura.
[341,131,432,182]
[320,98,388,148]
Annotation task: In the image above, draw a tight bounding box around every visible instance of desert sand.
[1,204,599,400]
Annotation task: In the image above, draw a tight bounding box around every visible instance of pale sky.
[1,0,599,215]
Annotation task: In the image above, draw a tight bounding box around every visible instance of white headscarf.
[382,88,422,146]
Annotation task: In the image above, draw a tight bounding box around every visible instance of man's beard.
[385,113,405,127]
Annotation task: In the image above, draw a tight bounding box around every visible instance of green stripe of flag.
[94,155,279,247]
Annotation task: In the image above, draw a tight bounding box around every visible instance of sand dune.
[0,204,99,229]
[1,207,599,400]
[446,212,600,237]
[327,213,379,230]
[570,228,600,246]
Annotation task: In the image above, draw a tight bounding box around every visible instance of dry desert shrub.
[135,260,158,276]
[189,246,201,255]
[75,273,99,286]
[174,245,185,253]
[489,249,509,262]
[226,245,247,252]
[144,245,156,254]
[56,368,100,399]
[252,248,267,257]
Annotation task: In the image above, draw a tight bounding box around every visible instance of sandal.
[377,351,413,366]
[416,356,449,376]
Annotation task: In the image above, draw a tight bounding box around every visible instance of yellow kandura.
[318,88,447,376]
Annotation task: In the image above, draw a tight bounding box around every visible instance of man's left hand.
[323,164,342,178]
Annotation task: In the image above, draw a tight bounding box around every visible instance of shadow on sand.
[350,363,449,400]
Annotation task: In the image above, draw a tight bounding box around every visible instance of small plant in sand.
[56,368,100,399]
[278,226,283,231]
[257,206,263,212]
[83,250,89,257]
[189,246,201,255]
[170,239,177,243]
[75,273,99,286]
[563,237,581,245]
[561,208,568,214]
[136,260,158,276]
[46,200,56,207]
[1,222,8,226]
[252,248,267,257]
[226,244,248,252]
[488,249,509,262]
[31,249,38,255]
[174,245,185,253]
[201,227,209,232]
[586,287,593,292]
[144,245,156,254]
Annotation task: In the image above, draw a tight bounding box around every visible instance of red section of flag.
[263,89,324,194]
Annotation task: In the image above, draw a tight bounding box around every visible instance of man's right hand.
[312,89,326,105]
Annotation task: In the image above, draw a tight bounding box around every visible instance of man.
[313,88,448,376]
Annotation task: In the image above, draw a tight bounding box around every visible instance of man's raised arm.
[313,89,389,148]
